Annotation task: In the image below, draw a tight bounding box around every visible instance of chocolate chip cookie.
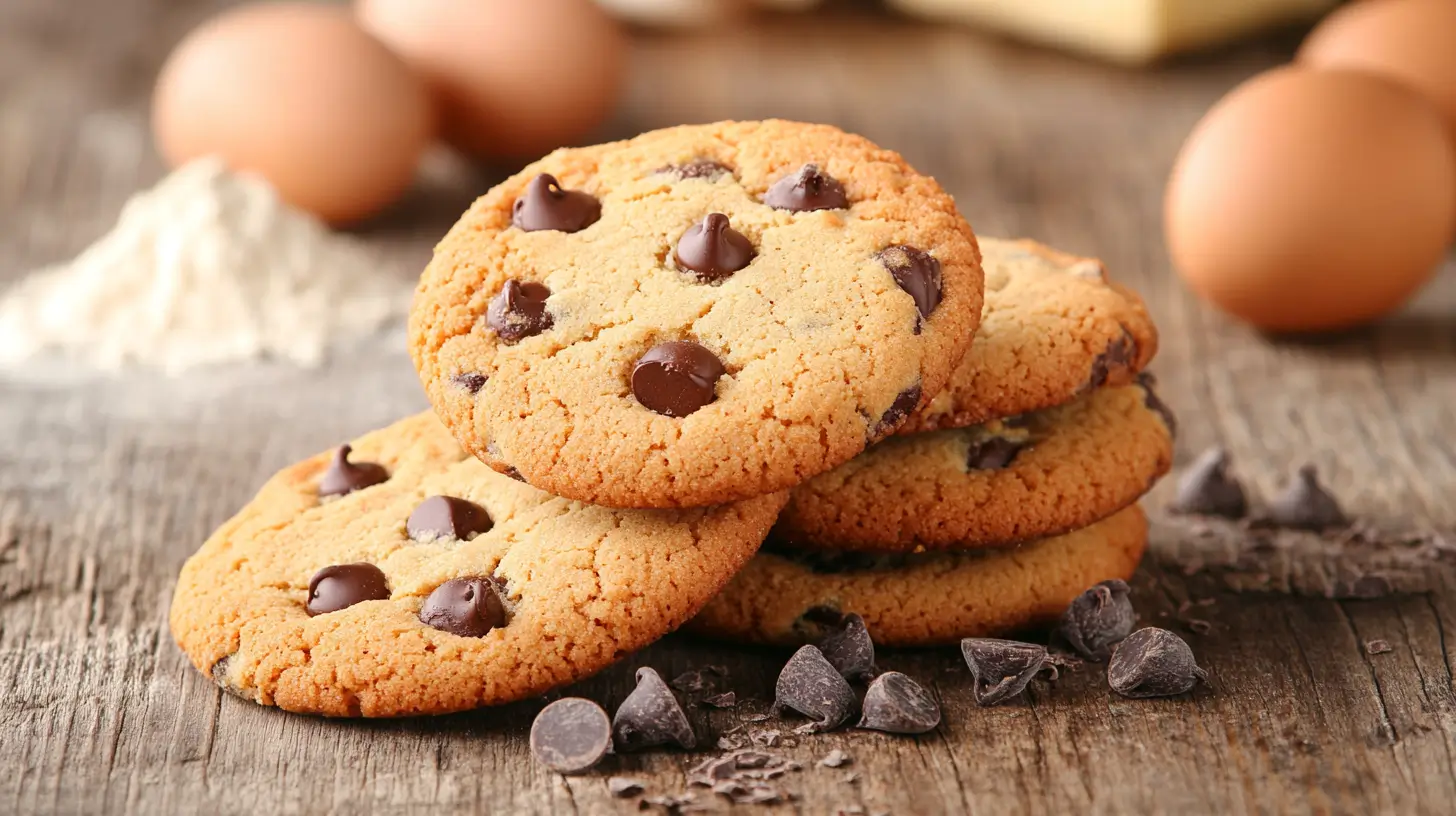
[169,413,786,717]
[410,120,984,508]
[778,379,1174,552]
[899,237,1157,433]
[689,506,1148,647]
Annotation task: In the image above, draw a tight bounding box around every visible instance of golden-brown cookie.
[169,412,785,717]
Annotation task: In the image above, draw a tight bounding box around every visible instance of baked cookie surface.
[778,379,1174,551]
[900,237,1157,433]
[410,120,983,508]
[689,505,1148,647]
[169,412,785,717]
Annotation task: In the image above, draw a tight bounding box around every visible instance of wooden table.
[5,2,1456,813]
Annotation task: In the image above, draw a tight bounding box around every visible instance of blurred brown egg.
[357,0,628,160]
[152,3,435,225]
[1165,67,1455,333]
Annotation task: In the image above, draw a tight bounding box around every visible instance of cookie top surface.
[168,412,786,717]
[409,120,984,508]
[900,238,1157,433]
[778,379,1174,552]
[689,505,1147,647]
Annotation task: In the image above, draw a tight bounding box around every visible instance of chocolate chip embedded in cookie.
[409,120,984,509]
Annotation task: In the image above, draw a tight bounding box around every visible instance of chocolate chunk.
[877,245,943,322]
[530,697,612,774]
[1107,627,1207,698]
[511,173,600,233]
[305,563,390,616]
[663,159,732,180]
[612,667,696,752]
[1268,464,1349,531]
[486,280,553,344]
[857,671,940,734]
[450,372,487,394]
[631,341,726,418]
[318,445,388,497]
[407,496,493,541]
[1136,372,1177,435]
[966,436,1023,470]
[1059,579,1135,662]
[763,163,848,212]
[675,213,755,282]
[774,645,857,733]
[1088,331,1137,390]
[960,638,1058,707]
[418,576,507,637]
[815,612,876,682]
[870,385,922,440]
[1170,447,1247,518]
[608,777,645,797]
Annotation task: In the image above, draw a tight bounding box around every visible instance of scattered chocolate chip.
[609,777,646,797]
[819,749,852,768]
[1136,372,1177,435]
[306,563,390,616]
[486,280,553,344]
[632,341,726,418]
[1366,639,1392,655]
[870,385,922,440]
[418,576,507,637]
[966,436,1023,470]
[675,213,755,282]
[877,245,942,322]
[450,372,487,394]
[857,671,940,734]
[407,496,493,542]
[1268,464,1349,531]
[529,697,612,774]
[701,692,737,708]
[1107,627,1207,698]
[511,173,600,233]
[1087,331,1137,390]
[960,638,1059,706]
[1059,579,1136,662]
[763,163,848,212]
[613,667,696,752]
[318,445,388,497]
[663,159,731,180]
[774,645,858,733]
[815,612,876,682]
[1170,447,1248,519]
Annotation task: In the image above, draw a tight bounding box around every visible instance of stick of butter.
[887,0,1339,63]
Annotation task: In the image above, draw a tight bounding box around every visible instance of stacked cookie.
[170,121,1169,717]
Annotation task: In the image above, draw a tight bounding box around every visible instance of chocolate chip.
[1088,331,1137,390]
[663,159,732,180]
[530,697,612,774]
[1170,447,1247,518]
[857,671,940,734]
[1136,372,1177,435]
[407,496,493,541]
[773,645,857,733]
[418,576,507,637]
[966,436,1023,470]
[631,341,725,418]
[877,245,942,322]
[1268,464,1349,531]
[608,777,645,797]
[1059,579,1135,662]
[815,612,876,682]
[612,666,696,752]
[486,280,553,344]
[501,465,526,482]
[960,638,1058,707]
[511,173,601,233]
[763,163,848,212]
[870,385,922,440]
[317,445,388,497]
[675,213,755,283]
[305,563,390,616]
[1107,627,1207,698]
[450,372,487,394]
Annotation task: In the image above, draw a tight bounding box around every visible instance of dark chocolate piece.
[675,212,755,282]
[960,638,1058,707]
[877,245,943,322]
[318,445,389,497]
[612,667,696,752]
[857,671,940,734]
[529,697,612,774]
[450,372,487,394]
[815,612,876,682]
[1059,579,1135,662]
[1087,331,1137,390]
[1107,627,1207,698]
[1170,447,1247,519]
[407,496,493,541]
[631,341,726,418]
[1136,372,1177,436]
[1267,464,1349,531]
[870,385,922,440]
[486,280,553,344]
[306,563,390,616]
[512,174,601,233]
[763,163,848,212]
[773,645,857,733]
[418,576,507,637]
[966,436,1023,471]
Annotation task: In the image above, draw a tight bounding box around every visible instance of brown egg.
[153,3,435,225]
[357,0,628,160]
[1165,67,1455,333]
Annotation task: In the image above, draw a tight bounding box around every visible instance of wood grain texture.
[3,2,1456,814]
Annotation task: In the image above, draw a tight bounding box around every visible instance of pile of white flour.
[0,158,411,374]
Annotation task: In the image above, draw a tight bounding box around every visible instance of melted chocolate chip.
[612,667,697,752]
[966,436,1023,470]
[419,576,507,637]
[530,697,612,774]
[306,563,390,616]
[774,645,858,733]
[878,245,943,323]
[408,496,493,541]
[631,341,726,418]
[663,159,732,180]
[450,372,487,395]
[763,163,848,212]
[501,465,526,482]
[511,174,601,233]
[1170,447,1248,519]
[1268,464,1348,531]
[1059,579,1135,662]
[870,385,922,440]
[960,638,1058,707]
[317,445,388,497]
[486,280,553,344]
[857,671,940,734]
[1136,373,1177,435]
[1088,331,1137,390]
[1108,627,1207,698]
[675,213,755,282]
[815,612,876,682]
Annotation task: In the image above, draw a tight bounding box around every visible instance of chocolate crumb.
[701,691,737,708]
